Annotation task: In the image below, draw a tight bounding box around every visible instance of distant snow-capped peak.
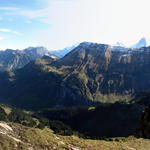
[113,37,147,49]
[130,37,147,49]
[114,42,126,47]
[49,43,79,58]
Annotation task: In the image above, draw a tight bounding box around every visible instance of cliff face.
[0,50,32,71]
[55,43,150,101]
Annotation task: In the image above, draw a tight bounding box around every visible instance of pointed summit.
[131,37,147,49]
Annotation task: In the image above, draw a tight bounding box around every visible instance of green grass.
[88,106,95,111]
[0,105,12,115]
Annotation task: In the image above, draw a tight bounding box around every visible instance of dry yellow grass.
[0,122,150,150]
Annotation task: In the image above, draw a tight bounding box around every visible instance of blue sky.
[0,0,150,50]
[0,0,50,49]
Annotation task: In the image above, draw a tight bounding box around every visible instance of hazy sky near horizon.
[0,0,150,50]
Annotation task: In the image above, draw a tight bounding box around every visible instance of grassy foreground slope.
[0,121,150,150]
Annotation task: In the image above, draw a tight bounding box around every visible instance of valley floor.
[0,121,150,150]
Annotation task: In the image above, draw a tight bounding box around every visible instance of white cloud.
[0,36,5,40]
[26,20,32,24]
[32,0,150,49]
[20,9,47,19]
[0,7,20,11]
[16,0,51,20]
[0,28,21,36]
[4,0,150,49]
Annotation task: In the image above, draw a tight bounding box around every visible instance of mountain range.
[0,38,147,72]
[0,41,150,109]
[0,47,57,71]
[1,39,150,149]
[0,44,79,71]
[115,37,147,48]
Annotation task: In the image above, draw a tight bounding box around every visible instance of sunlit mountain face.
[0,41,150,110]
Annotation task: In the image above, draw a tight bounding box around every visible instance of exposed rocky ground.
[1,121,150,150]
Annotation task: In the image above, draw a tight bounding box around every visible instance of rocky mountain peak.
[0,46,56,71]
[131,37,147,49]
